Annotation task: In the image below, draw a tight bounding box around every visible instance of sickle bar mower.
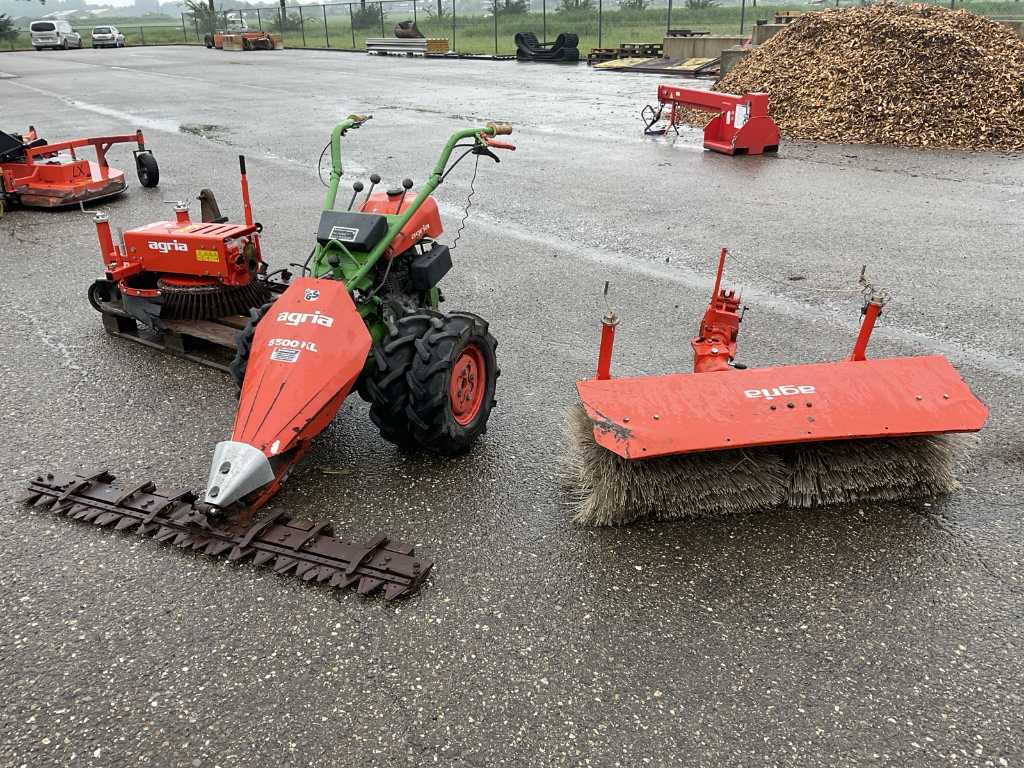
[23,116,515,600]
[566,249,988,525]
[0,126,158,213]
[20,472,431,599]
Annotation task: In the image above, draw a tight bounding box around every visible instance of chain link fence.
[5,1,1021,55]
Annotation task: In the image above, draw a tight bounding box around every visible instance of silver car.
[91,25,126,48]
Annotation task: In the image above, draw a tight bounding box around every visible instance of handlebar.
[317,117,514,290]
[483,137,516,151]
[486,122,513,136]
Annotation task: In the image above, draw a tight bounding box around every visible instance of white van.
[30,20,83,50]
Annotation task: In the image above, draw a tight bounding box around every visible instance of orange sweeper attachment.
[565,249,988,526]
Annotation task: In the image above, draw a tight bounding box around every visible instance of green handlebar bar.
[318,116,512,291]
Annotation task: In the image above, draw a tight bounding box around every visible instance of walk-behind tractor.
[565,249,988,525]
[24,116,514,600]
[0,126,158,215]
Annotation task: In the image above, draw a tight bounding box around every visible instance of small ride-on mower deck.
[0,126,159,215]
[25,116,516,600]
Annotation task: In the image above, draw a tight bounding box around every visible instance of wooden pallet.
[366,37,450,55]
[619,42,663,57]
[587,42,663,65]
[592,55,719,76]
[100,309,245,373]
[773,11,804,23]
[587,47,619,64]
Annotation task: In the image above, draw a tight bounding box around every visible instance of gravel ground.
[0,47,1022,768]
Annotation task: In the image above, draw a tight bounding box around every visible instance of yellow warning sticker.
[195,249,220,263]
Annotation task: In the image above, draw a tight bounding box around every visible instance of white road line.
[451,206,1023,378]
[7,80,181,133]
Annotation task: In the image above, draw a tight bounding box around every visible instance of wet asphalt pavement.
[1,47,1023,767]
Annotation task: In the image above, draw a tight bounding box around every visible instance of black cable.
[317,141,331,188]
[450,152,480,252]
[301,246,316,276]
[364,253,395,300]
[440,143,478,182]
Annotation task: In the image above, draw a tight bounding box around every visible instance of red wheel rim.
[449,345,486,426]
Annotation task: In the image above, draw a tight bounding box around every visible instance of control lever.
[347,180,364,211]
[396,178,413,212]
[471,145,501,163]
[363,173,381,204]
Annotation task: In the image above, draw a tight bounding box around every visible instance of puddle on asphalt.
[179,123,232,144]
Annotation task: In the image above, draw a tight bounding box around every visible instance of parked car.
[90,26,126,48]
[30,20,83,50]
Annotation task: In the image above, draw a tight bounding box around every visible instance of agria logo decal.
[744,385,816,401]
[148,240,188,253]
[276,310,334,328]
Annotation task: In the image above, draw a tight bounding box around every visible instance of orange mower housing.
[0,127,158,210]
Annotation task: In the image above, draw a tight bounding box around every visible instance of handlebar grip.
[487,122,513,136]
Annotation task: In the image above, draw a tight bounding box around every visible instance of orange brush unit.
[90,155,270,324]
[567,249,988,525]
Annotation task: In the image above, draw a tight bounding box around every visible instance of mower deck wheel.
[87,279,120,313]
[405,311,498,456]
[366,309,444,450]
[136,153,159,188]
[229,300,276,389]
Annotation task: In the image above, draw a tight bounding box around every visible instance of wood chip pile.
[699,3,1024,151]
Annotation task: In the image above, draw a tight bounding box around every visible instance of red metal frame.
[1,129,147,207]
[691,247,742,372]
[578,250,988,460]
[657,85,780,156]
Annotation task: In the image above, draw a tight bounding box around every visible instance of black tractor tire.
[365,309,443,450]
[136,152,159,188]
[204,35,214,48]
[405,312,498,456]
[229,300,275,389]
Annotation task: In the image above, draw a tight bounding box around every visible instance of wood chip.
[682,3,1024,151]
